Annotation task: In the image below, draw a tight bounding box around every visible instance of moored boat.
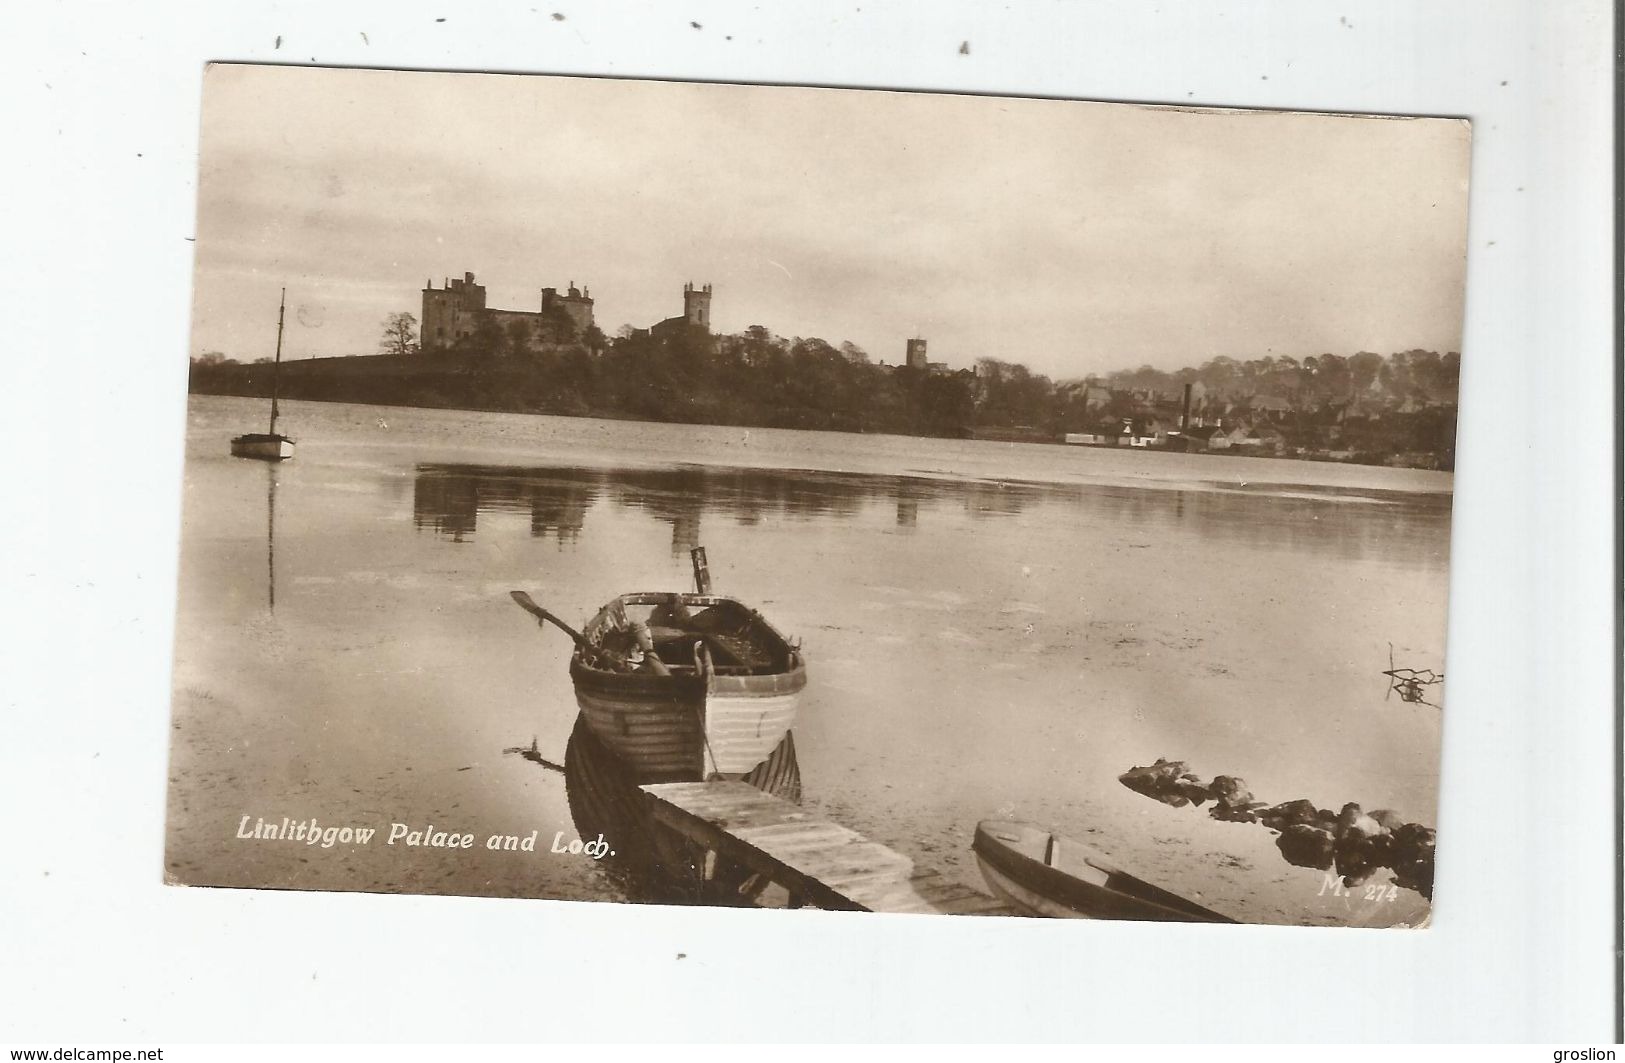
[511,549,807,782]
[972,820,1236,923]
[567,591,806,780]
[230,287,296,462]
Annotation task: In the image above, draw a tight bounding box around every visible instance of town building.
[897,336,966,376]
[1247,393,1293,421]
[1078,382,1114,409]
[1064,426,1120,446]
[1183,425,1232,451]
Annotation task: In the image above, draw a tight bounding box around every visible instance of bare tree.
[379,312,419,357]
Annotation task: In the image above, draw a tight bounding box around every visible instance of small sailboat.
[230,288,295,461]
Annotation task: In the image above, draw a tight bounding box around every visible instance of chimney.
[1181,383,1193,431]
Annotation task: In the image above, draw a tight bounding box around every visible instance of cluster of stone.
[1118,758,1435,899]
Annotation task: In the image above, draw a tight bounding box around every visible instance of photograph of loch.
[166,64,1468,927]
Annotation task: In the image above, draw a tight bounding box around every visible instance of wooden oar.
[509,590,588,647]
[510,590,672,676]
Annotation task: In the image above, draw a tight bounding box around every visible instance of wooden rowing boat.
[972,820,1237,923]
[567,591,807,781]
[513,549,807,782]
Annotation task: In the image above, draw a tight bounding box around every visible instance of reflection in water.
[411,461,1451,568]
[265,464,278,612]
[412,465,594,545]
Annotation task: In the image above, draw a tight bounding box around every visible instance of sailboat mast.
[269,288,286,435]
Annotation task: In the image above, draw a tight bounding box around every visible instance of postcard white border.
[5,0,1615,1042]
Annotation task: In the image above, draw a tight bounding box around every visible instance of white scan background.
[2,0,1614,1042]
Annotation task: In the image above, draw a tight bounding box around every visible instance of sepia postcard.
[167,64,1467,928]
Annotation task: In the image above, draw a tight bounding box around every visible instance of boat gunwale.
[572,592,806,692]
[972,820,1236,924]
[231,432,297,444]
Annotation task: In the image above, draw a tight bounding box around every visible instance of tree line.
[1094,350,1461,412]
[188,312,1459,466]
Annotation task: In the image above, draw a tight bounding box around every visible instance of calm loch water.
[167,394,1450,925]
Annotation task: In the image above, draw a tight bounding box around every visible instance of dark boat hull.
[230,433,295,461]
[564,712,801,902]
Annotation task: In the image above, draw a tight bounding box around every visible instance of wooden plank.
[647,796,776,824]
[842,884,944,915]
[807,847,916,886]
[647,782,775,814]
[713,811,818,835]
[835,883,936,915]
[641,781,1012,916]
[732,822,862,851]
[641,803,874,911]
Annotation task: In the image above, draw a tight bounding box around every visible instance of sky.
[190,65,1471,379]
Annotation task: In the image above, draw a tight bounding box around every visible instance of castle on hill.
[421,272,596,352]
[422,272,714,352]
[419,271,971,375]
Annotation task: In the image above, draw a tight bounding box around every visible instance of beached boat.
[511,551,807,781]
[972,820,1237,923]
[230,288,295,461]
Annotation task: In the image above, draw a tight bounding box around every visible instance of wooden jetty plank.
[652,784,782,816]
[733,824,863,854]
[795,847,917,894]
[642,783,907,912]
[733,820,860,844]
[837,867,1000,915]
[665,796,820,831]
[838,879,943,915]
[642,781,1012,916]
[707,807,817,833]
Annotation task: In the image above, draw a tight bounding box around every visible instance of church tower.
[905,337,928,370]
[682,282,713,331]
